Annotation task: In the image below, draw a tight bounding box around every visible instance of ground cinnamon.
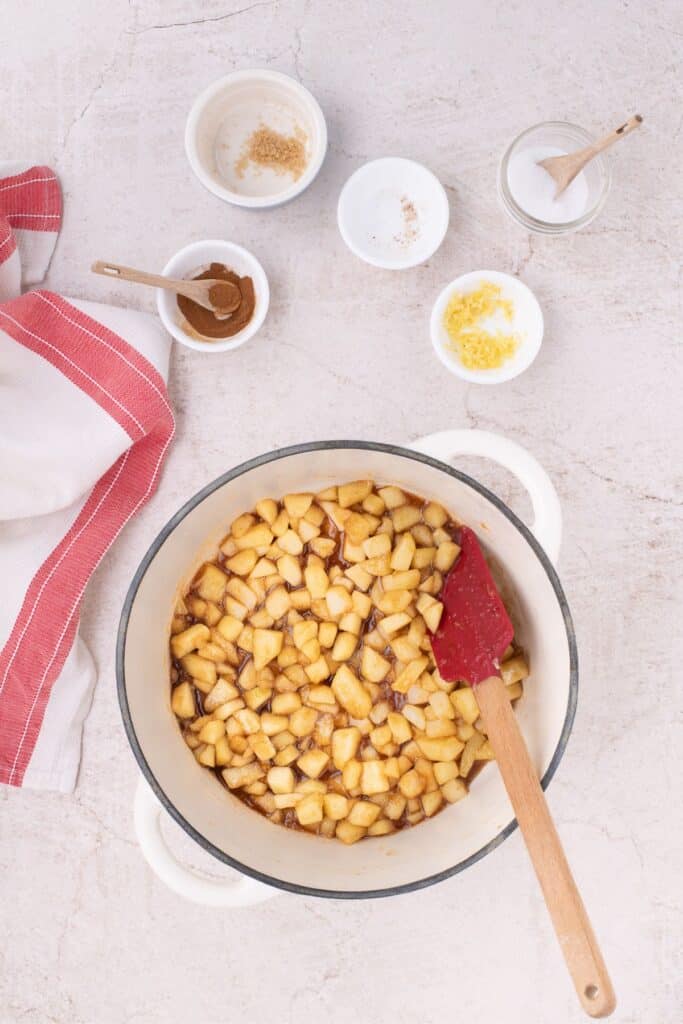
[208,280,240,313]
[178,263,255,340]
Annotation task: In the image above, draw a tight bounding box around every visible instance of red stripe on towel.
[0,221,17,266]
[0,293,174,785]
[0,166,62,232]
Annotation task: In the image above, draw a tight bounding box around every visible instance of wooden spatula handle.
[475,674,616,1018]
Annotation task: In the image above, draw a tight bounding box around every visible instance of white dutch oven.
[117,431,577,905]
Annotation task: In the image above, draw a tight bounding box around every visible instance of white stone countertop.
[2,2,681,1022]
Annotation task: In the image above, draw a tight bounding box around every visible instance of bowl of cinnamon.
[185,69,327,209]
[156,240,269,352]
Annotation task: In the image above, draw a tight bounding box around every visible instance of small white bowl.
[430,270,544,384]
[185,69,327,209]
[156,240,269,352]
[337,157,450,269]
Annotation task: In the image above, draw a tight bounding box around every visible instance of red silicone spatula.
[431,526,616,1019]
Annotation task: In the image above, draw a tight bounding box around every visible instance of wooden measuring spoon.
[430,526,616,1018]
[91,260,241,316]
[538,114,643,197]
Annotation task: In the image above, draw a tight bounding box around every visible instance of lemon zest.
[443,282,520,370]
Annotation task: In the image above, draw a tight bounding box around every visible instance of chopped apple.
[442,777,468,803]
[421,790,444,817]
[361,760,389,795]
[297,748,330,778]
[215,615,243,643]
[251,558,278,581]
[345,563,373,591]
[501,655,529,685]
[331,726,361,769]
[283,492,314,518]
[335,821,366,845]
[296,792,324,826]
[436,761,456,782]
[338,480,373,508]
[248,732,276,760]
[362,532,392,558]
[255,498,278,524]
[332,665,372,719]
[434,541,461,572]
[233,523,274,552]
[391,505,422,532]
[398,769,425,798]
[323,793,350,821]
[377,486,405,509]
[387,712,412,744]
[225,549,258,576]
[361,646,391,683]
[253,628,284,670]
[390,532,416,572]
[222,763,264,789]
[347,800,381,827]
[344,511,371,545]
[451,686,480,724]
[170,623,211,659]
[289,707,318,737]
[171,681,196,718]
[204,678,239,712]
[393,656,429,694]
[416,736,464,762]
[302,656,328,684]
[331,631,357,662]
[326,585,353,618]
[305,561,329,599]
[180,653,216,689]
[277,529,304,556]
[318,621,338,649]
[194,563,229,602]
[377,589,413,615]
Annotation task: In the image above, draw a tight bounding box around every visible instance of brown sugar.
[235,124,308,181]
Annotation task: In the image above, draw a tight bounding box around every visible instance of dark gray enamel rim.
[117,440,578,900]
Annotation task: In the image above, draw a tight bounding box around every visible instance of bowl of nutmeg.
[185,69,327,209]
[157,240,269,352]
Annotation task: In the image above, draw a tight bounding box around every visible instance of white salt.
[507,144,589,224]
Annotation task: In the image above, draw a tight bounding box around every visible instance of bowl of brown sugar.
[157,240,269,352]
[185,70,327,209]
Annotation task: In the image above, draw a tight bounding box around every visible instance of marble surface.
[2,2,681,1021]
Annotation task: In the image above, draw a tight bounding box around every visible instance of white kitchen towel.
[0,163,175,791]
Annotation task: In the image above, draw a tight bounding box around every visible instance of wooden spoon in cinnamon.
[91,260,241,317]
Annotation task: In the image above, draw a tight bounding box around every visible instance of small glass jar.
[498,121,611,235]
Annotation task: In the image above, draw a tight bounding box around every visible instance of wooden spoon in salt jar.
[91,260,241,316]
[538,114,643,196]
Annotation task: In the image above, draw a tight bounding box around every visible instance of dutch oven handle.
[134,776,277,906]
[408,429,562,565]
